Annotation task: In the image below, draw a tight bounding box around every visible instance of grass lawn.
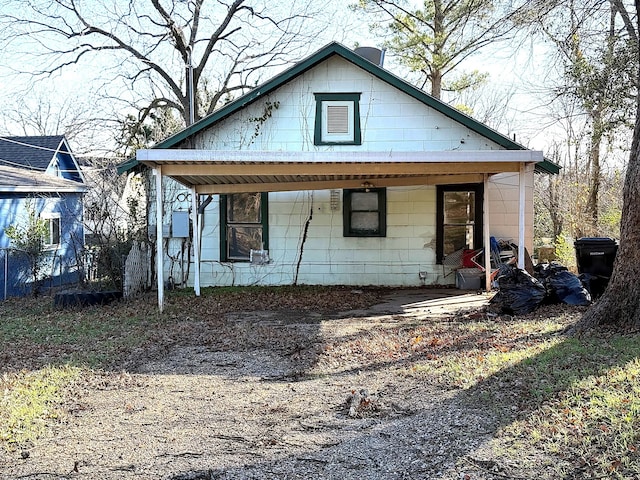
[1,288,639,478]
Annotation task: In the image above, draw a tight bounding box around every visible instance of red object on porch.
[462,248,485,271]
[462,249,476,267]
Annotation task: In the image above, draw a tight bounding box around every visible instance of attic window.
[314,93,361,145]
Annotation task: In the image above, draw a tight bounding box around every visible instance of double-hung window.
[220,192,269,261]
[343,188,386,237]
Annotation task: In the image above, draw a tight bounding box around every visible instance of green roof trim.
[117,41,559,175]
[117,156,139,174]
[536,158,561,175]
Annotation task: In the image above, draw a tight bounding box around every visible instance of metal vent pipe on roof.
[354,47,385,67]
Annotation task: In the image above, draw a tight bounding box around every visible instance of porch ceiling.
[137,149,543,194]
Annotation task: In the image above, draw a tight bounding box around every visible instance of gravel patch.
[1,289,562,480]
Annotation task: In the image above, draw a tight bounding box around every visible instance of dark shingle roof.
[0,135,65,171]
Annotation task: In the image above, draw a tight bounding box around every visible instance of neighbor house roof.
[0,135,68,171]
[118,42,559,175]
[0,165,87,193]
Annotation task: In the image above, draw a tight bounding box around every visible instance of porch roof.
[137,149,544,194]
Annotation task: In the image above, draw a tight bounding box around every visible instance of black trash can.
[574,237,618,297]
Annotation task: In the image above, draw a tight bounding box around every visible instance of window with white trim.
[41,214,61,248]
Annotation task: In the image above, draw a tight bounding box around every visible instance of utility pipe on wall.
[186,46,195,126]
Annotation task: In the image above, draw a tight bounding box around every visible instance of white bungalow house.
[119,42,558,309]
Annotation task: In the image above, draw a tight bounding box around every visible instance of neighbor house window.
[314,93,362,145]
[220,192,268,261]
[436,184,483,264]
[343,188,386,237]
[41,214,61,248]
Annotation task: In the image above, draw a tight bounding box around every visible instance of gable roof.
[0,165,87,193]
[0,135,68,171]
[118,41,558,175]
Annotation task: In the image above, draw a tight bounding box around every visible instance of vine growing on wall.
[294,193,313,286]
[248,100,280,145]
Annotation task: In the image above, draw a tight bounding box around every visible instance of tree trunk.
[431,0,444,100]
[574,93,640,332]
[548,176,563,240]
[431,71,442,99]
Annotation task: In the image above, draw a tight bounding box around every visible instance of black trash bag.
[534,262,591,306]
[533,261,563,280]
[546,270,591,305]
[578,272,609,299]
[490,264,546,315]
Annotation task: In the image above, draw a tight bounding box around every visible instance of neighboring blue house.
[0,136,87,298]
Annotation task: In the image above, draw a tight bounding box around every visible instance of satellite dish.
[354,47,385,67]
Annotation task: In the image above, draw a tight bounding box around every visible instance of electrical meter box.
[172,211,190,238]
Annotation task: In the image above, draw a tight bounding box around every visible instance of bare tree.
[551,2,634,233]
[0,0,329,135]
[513,0,637,236]
[0,90,108,153]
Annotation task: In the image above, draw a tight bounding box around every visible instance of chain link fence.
[1,243,152,300]
[0,247,83,299]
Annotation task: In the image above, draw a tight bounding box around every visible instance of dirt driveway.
[1,289,559,479]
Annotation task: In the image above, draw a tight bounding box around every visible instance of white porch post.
[155,166,164,312]
[191,186,201,296]
[483,174,492,291]
[518,163,526,269]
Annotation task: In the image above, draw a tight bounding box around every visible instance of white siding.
[487,166,535,250]
[194,187,441,287]
[159,56,537,288]
[192,56,505,153]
